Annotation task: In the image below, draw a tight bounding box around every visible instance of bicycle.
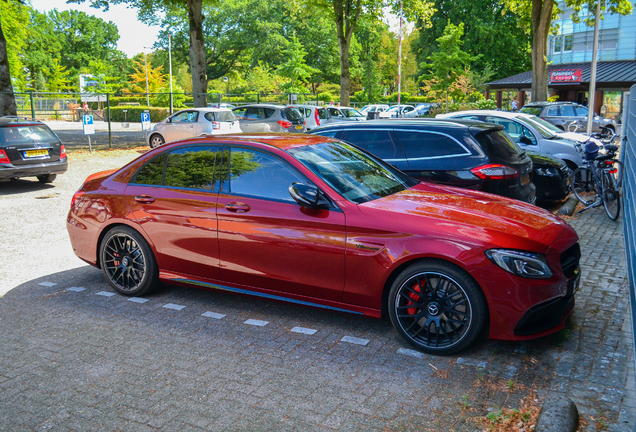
[570,141,621,220]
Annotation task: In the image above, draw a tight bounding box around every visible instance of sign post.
[141,111,151,145]
[82,114,95,152]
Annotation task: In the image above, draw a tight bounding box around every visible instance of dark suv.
[309,119,536,203]
[519,102,616,133]
[0,117,68,183]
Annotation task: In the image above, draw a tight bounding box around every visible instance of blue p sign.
[141,112,151,131]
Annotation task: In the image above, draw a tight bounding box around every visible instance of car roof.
[437,110,539,122]
[233,104,286,109]
[523,101,580,107]
[313,118,503,132]
[170,133,335,151]
[176,107,232,113]
[0,116,45,127]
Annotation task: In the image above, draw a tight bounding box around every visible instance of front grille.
[514,295,575,336]
[560,243,581,278]
[558,164,571,178]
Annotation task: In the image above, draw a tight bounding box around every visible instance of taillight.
[0,149,10,164]
[609,168,618,174]
[604,160,614,165]
[60,145,67,159]
[470,164,519,180]
[212,122,221,130]
[315,109,320,126]
[70,190,85,209]
[278,120,292,129]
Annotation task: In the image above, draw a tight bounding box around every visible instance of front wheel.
[388,260,487,355]
[99,226,158,296]
[602,171,621,221]
[149,134,165,148]
[571,167,598,206]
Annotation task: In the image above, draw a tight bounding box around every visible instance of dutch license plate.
[295,125,303,130]
[25,149,49,158]
[569,272,581,295]
[521,173,530,185]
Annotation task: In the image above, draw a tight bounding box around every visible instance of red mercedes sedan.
[67,134,580,355]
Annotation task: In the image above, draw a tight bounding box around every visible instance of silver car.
[327,106,366,123]
[232,104,306,133]
[290,104,333,131]
[437,110,584,168]
[147,108,241,148]
[519,102,616,133]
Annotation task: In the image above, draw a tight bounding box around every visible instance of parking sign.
[82,115,95,135]
[141,112,151,131]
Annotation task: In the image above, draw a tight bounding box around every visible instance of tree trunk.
[187,0,208,108]
[333,0,362,107]
[0,19,17,116]
[530,0,554,102]
[338,36,351,106]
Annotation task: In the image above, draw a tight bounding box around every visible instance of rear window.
[0,125,59,143]
[475,130,525,163]
[204,111,237,122]
[317,108,330,120]
[519,107,542,116]
[281,108,303,122]
[394,130,469,159]
[344,130,404,160]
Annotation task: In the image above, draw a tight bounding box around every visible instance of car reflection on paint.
[67,133,580,355]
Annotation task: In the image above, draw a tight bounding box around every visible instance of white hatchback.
[147,108,241,148]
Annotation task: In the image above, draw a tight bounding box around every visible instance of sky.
[30,0,161,58]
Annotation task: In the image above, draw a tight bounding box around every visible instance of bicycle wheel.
[571,167,597,206]
[602,171,621,220]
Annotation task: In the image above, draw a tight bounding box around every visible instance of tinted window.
[229,148,305,202]
[519,107,542,116]
[164,146,222,190]
[204,111,237,122]
[0,125,59,143]
[545,106,559,116]
[233,107,247,118]
[281,108,302,122]
[475,130,525,163]
[317,108,330,119]
[560,105,576,116]
[394,130,468,159]
[344,130,403,160]
[133,154,167,185]
[246,107,265,120]
[312,130,338,138]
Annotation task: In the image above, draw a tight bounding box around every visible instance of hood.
[525,150,566,168]
[557,131,590,143]
[358,183,567,253]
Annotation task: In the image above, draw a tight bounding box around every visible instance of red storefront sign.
[550,69,583,83]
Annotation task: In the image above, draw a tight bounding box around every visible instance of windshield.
[519,107,542,116]
[523,115,561,138]
[0,125,59,143]
[281,108,303,122]
[288,141,418,204]
[341,108,363,118]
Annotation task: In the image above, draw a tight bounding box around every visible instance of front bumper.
[0,158,68,180]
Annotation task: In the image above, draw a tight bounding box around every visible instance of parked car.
[232,104,306,133]
[0,116,67,183]
[359,104,390,119]
[207,102,236,109]
[525,150,572,201]
[290,104,332,131]
[437,110,584,169]
[327,106,366,122]
[148,108,241,148]
[379,105,416,118]
[67,133,580,355]
[309,119,536,204]
[519,101,616,133]
[413,103,439,117]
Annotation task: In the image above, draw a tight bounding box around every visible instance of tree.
[46,59,73,92]
[0,0,28,115]
[420,21,479,112]
[128,57,167,94]
[246,62,281,94]
[277,36,319,92]
[23,9,63,91]
[501,0,633,102]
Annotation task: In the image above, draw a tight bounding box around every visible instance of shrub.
[108,106,169,122]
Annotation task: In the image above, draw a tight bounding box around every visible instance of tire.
[37,174,57,183]
[99,226,158,296]
[388,260,487,355]
[602,171,621,221]
[149,134,165,148]
[571,167,597,206]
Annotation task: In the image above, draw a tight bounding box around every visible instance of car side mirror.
[289,183,328,208]
[519,135,533,145]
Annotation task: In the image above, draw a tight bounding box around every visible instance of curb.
[535,396,579,432]
[557,195,579,216]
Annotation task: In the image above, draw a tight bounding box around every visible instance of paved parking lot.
[0,151,634,431]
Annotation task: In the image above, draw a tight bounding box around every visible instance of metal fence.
[2,91,320,150]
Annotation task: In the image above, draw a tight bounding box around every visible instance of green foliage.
[1,0,29,91]
[246,63,281,94]
[447,99,496,112]
[387,92,411,103]
[46,59,73,93]
[108,106,169,122]
[277,35,319,91]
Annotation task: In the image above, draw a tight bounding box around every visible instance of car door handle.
[226,202,250,213]
[135,195,155,203]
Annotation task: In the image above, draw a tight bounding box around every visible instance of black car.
[309,119,536,203]
[525,150,571,201]
[0,117,67,183]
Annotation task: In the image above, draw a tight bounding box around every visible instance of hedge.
[108,106,169,122]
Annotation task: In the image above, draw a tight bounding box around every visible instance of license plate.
[568,271,581,295]
[295,125,303,130]
[25,149,49,158]
[521,173,530,185]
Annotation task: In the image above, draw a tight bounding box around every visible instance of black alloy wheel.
[100,226,158,296]
[389,260,487,355]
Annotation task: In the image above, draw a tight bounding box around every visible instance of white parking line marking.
[163,303,185,310]
[38,282,57,287]
[202,311,226,319]
[128,297,149,304]
[96,291,116,297]
[456,358,488,368]
[244,319,269,327]
[67,287,86,292]
[397,348,427,359]
[341,336,369,346]
[291,326,317,335]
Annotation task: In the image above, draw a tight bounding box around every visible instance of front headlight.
[535,167,560,177]
[485,249,553,279]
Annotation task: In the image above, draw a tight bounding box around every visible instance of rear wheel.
[388,260,487,355]
[149,134,165,148]
[37,174,57,183]
[571,167,597,206]
[99,226,158,296]
[602,171,621,221]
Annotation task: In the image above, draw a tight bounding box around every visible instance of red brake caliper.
[406,281,423,315]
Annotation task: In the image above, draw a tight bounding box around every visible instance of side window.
[560,105,576,116]
[233,107,247,119]
[170,111,193,123]
[264,108,275,118]
[312,130,338,138]
[484,117,524,141]
[229,148,307,202]
[246,107,263,120]
[459,115,482,121]
[546,106,559,117]
[329,108,342,118]
[344,130,403,160]
[164,146,222,190]
[133,154,167,185]
[575,106,589,116]
[521,126,537,145]
[318,108,330,120]
[394,131,469,159]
